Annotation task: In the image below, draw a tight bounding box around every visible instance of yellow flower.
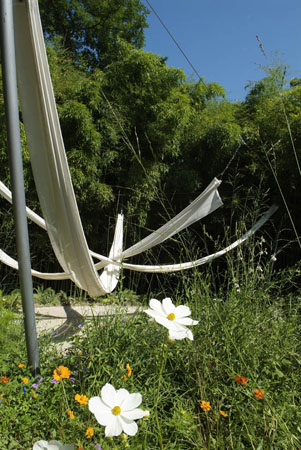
[75,393,89,405]
[53,365,71,381]
[122,374,127,381]
[126,363,132,378]
[67,409,75,419]
[219,410,228,417]
[23,377,29,385]
[86,427,94,438]
[18,363,26,368]
[200,400,211,412]
[31,390,38,399]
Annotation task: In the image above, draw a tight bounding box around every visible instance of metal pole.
[0,0,40,374]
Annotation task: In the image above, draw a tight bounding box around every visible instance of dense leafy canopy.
[39,0,149,68]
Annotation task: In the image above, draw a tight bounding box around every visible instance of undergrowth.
[0,266,300,449]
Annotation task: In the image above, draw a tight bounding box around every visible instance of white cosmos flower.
[145,297,198,341]
[89,383,148,437]
[32,441,74,450]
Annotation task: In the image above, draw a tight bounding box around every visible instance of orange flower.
[200,400,211,412]
[75,393,89,405]
[86,427,94,438]
[122,374,128,381]
[1,376,9,383]
[219,410,228,417]
[53,365,71,381]
[23,377,29,385]
[254,389,265,399]
[235,375,248,385]
[18,363,26,368]
[67,409,75,419]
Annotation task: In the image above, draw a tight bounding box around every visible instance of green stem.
[154,343,168,450]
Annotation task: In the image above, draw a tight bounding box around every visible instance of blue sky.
[142,0,301,101]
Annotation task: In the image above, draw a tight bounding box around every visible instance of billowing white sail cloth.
[13,0,121,296]
[0,177,223,266]
[122,178,222,258]
[0,205,278,277]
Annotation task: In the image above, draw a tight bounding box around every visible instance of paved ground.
[33,304,143,352]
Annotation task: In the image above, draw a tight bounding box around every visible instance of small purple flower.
[53,330,57,335]
[73,370,78,375]
[38,377,44,383]
[69,377,76,384]
[23,386,26,393]
[50,356,54,360]
[121,317,127,322]
[51,379,59,384]
[78,324,83,329]
[32,383,39,389]
[95,444,101,450]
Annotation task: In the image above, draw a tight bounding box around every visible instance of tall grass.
[0,232,300,449]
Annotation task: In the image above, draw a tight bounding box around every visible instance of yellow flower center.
[112,405,121,415]
[167,312,176,321]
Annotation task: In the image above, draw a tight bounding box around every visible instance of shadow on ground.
[50,304,84,342]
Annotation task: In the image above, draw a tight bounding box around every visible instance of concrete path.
[33,304,143,352]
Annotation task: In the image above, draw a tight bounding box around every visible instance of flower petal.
[105,416,123,437]
[101,383,116,407]
[169,327,194,340]
[48,444,63,450]
[33,442,49,450]
[122,407,147,420]
[174,305,191,318]
[166,320,189,332]
[149,298,165,314]
[176,317,199,326]
[151,315,175,330]
[116,388,130,407]
[119,416,138,436]
[122,392,142,411]
[89,397,112,425]
[144,308,166,320]
[162,297,175,315]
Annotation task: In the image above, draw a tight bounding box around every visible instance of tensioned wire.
[144,0,205,84]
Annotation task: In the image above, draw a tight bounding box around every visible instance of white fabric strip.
[0,181,47,230]
[13,0,118,295]
[0,177,222,262]
[122,178,223,258]
[98,214,124,292]
[0,205,278,277]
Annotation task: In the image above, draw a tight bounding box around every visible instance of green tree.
[39,0,149,68]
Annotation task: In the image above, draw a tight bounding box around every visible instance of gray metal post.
[0,0,40,374]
